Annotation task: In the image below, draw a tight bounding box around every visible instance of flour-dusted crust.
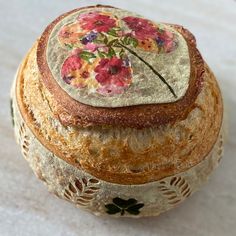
[11,79,224,217]
[37,5,204,128]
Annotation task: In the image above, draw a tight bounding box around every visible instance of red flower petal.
[94,57,132,95]
[78,12,116,33]
[61,55,82,78]
[123,16,158,40]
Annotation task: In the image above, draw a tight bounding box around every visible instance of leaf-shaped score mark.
[79,51,96,62]
[18,122,30,158]
[105,197,144,216]
[158,176,191,206]
[10,99,14,127]
[64,177,100,207]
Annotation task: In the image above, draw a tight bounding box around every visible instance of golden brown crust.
[37,5,205,129]
[16,43,223,185]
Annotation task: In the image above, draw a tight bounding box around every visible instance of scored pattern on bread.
[158,176,191,206]
[12,85,223,216]
[18,121,30,159]
[217,134,224,164]
[11,50,224,216]
[63,177,100,207]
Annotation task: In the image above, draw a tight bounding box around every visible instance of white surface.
[0,0,235,235]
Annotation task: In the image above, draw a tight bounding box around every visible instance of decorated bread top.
[37,5,204,128]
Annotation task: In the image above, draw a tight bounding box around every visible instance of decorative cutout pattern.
[10,99,15,127]
[63,177,100,206]
[217,134,224,163]
[105,197,144,216]
[158,176,191,206]
[18,122,30,158]
[11,83,223,217]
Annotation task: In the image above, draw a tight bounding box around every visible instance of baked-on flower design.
[94,57,132,95]
[105,197,144,216]
[122,16,177,53]
[61,55,82,84]
[58,11,178,97]
[123,16,158,40]
[78,12,117,32]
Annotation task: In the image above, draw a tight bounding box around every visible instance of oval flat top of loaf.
[37,5,204,128]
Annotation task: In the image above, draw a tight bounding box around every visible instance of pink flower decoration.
[78,12,117,33]
[94,57,132,95]
[61,55,82,83]
[59,27,71,38]
[70,48,83,56]
[85,43,98,52]
[156,30,177,52]
[122,16,158,40]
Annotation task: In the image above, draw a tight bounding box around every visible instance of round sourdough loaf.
[11,5,223,217]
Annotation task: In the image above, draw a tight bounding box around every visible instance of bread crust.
[11,83,224,216]
[37,5,205,129]
[16,43,223,184]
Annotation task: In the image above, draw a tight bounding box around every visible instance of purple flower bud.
[63,76,73,84]
[123,57,131,67]
[156,37,165,46]
[81,37,89,45]
[81,31,98,45]
[87,31,97,41]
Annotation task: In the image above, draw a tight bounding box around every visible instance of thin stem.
[116,42,177,98]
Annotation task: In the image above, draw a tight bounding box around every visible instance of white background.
[0,0,236,235]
